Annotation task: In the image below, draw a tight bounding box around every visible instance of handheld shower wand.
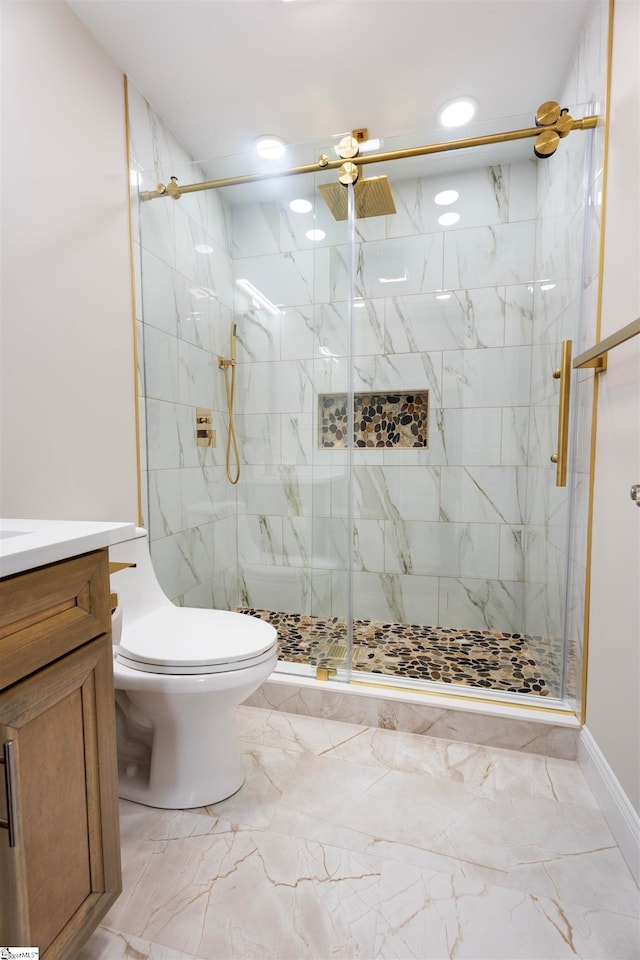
[230,322,237,361]
[218,322,240,484]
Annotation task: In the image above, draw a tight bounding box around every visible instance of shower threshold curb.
[245,672,581,760]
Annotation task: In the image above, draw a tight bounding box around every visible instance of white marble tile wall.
[232,160,540,633]
[128,82,239,608]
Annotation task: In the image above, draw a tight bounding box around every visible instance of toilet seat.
[116,607,277,675]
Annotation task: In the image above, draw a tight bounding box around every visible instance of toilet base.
[117,762,246,810]
[113,654,277,808]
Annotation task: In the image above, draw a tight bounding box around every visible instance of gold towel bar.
[573,317,640,371]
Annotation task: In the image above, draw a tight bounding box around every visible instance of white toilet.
[109,528,277,809]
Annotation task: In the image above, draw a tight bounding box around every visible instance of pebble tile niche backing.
[319,392,429,449]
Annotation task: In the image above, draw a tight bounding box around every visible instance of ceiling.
[68,0,595,167]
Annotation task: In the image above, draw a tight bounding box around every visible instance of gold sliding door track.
[140,101,598,202]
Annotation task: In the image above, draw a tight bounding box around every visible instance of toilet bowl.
[109,528,277,809]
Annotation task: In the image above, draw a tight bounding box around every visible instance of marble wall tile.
[315,298,386,359]
[507,159,538,222]
[499,524,526,582]
[139,248,181,337]
[501,406,530,466]
[237,465,315,517]
[238,513,283,566]
[503,283,535,346]
[425,407,503,467]
[234,413,281,465]
[239,562,332,615]
[443,221,536,290]
[385,286,506,353]
[442,345,531,408]
[142,326,180,403]
[280,412,313,464]
[181,567,239,611]
[234,249,317,307]
[231,201,281,258]
[351,571,440,624]
[524,579,565,642]
[181,465,236,525]
[329,464,441,522]
[234,308,280,363]
[147,468,182,540]
[279,304,315,361]
[440,466,526,525]
[150,524,214,600]
[177,341,216,408]
[385,520,500,579]
[145,399,182,471]
[242,358,314,415]
[353,350,443,404]
[331,233,445,302]
[438,577,524,633]
[388,163,527,239]
[138,192,175,268]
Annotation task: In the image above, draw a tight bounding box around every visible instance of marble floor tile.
[81,706,640,960]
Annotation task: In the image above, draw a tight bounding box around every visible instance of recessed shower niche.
[318,391,429,449]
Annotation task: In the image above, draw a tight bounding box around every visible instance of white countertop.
[0,518,138,578]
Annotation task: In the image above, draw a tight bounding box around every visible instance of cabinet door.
[0,636,121,959]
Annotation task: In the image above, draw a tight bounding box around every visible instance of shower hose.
[222,359,240,484]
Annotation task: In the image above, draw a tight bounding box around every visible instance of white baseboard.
[579,726,640,886]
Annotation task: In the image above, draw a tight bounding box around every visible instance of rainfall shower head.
[318,175,396,221]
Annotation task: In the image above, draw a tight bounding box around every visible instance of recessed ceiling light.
[290,198,313,213]
[438,212,461,226]
[434,189,459,206]
[255,135,286,160]
[194,243,214,254]
[438,98,478,128]
[306,229,325,241]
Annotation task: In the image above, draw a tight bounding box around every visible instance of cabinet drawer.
[0,550,111,691]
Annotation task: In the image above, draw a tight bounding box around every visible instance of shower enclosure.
[134,98,603,715]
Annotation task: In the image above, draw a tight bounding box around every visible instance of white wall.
[0,1,138,522]
[586,0,640,813]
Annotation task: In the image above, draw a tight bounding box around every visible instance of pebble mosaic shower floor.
[237,609,562,698]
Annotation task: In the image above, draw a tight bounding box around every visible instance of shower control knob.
[631,484,640,506]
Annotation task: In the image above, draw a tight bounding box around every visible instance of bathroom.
[1,1,638,957]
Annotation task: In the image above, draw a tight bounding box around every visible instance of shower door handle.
[551,340,572,487]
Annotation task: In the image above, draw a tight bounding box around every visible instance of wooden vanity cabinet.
[0,548,121,959]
